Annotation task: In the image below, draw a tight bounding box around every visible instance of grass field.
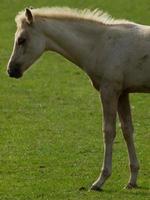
[0,0,150,199]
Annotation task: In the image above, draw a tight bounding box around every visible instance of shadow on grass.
[78,185,149,196]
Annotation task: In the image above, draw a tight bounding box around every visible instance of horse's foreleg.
[91,88,119,191]
[118,93,139,189]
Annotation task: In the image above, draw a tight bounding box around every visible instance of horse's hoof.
[125,183,138,189]
[90,185,103,192]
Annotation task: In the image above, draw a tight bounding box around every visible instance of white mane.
[15,7,134,25]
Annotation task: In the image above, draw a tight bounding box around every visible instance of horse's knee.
[121,125,134,141]
[104,127,116,143]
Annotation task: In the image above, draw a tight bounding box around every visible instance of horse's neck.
[40,18,106,69]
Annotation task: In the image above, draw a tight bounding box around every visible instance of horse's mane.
[15,7,134,26]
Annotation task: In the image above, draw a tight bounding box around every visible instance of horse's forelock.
[15,12,26,28]
[15,10,34,28]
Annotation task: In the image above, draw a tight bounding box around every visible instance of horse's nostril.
[7,67,22,78]
[7,69,13,76]
[7,67,12,74]
[7,69,11,74]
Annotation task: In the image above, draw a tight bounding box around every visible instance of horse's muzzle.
[7,67,22,79]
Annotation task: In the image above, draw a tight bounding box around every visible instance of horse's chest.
[90,76,100,91]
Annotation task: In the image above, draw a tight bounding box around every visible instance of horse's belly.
[124,75,150,93]
[125,86,150,93]
[124,60,150,93]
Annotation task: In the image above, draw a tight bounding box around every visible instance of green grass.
[0,0,150,199]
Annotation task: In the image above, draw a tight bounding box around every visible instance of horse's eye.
[18,38,26,46]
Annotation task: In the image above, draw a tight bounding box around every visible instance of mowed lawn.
[0,0,149,199]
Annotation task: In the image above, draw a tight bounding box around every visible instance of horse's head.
[7,9,46,78]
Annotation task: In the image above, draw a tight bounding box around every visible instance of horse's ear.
[25,8,33,25]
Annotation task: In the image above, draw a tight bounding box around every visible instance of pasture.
[0,0,150,199]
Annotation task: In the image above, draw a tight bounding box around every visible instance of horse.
[7,7,150,191]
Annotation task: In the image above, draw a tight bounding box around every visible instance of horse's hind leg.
[91,87,119,191]
[118,93,140,189]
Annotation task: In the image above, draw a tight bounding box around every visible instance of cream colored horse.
[7,7,150,191]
